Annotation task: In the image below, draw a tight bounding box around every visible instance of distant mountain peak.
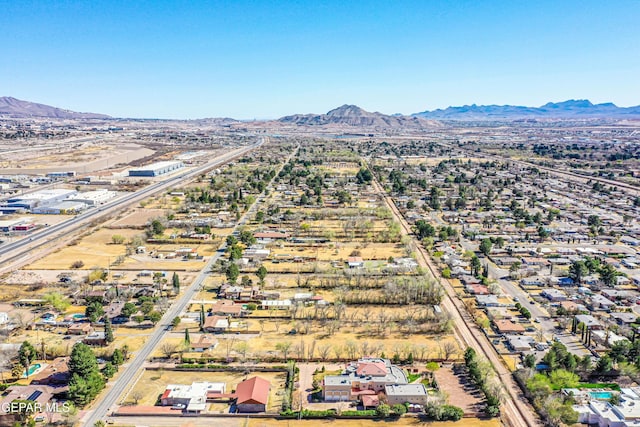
[413,99,640,120]
[279,104,441,129]
[0,96,111,119]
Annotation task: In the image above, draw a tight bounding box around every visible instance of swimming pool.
[26,363,42,376]
[590,391,613,400]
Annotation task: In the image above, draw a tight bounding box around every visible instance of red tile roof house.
[190,335,218,352]
[202,315,229,333]
[67,323,92,335]
[209,301,245,317]
[234,376,270,413]
[494,319,525,334]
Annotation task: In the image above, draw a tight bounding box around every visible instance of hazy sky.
[2,0,639,119]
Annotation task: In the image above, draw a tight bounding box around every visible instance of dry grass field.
[26,228,141,270]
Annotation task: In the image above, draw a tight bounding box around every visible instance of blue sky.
[1,0,639,119]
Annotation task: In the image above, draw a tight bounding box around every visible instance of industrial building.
[128,160,184,177]
[67,189,116,206]
[0,217,33,232]
[3,189,78,211]
[32,201,87,214]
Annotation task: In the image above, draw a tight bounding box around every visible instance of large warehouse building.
[4,189,78,211]
[129,161,184,177]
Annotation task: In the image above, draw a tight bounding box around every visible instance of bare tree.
[345,340,358,360]
[160,342,179,359]
[130,390,143,405]
[318,344,331,360]
[441,342,458,361]
[276,342,292,361]
[333,345,344,361]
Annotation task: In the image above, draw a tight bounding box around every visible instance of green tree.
[599,264,618,287]
[112,348,124,366]
[148,311,162,325]
[150,219,165,236]
[569,260,588,285]
[69,343,99,377]
[43,292,71,312]
[524,353,536,369]
[415,220,435,239]
[102,362,116,378]
[479,238,492,256]
[121,302,136,318]
[172,316,181,327]
[256,265,268,284]
[375,403,391,418]
[392,403,407,415]
[18,341,37,378]
[172,272,180,292]
[549,369,579,388]
[140,300,154,315]
[104,318,114,344]
[68,343,105,406]
[111,234,125,244]
[85,301,105,323]
[226,263,240,283]
[526,374,552,400]
[184,328,191,344]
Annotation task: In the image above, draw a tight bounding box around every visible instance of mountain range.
[413,99,640,120]
[0,96,111,119]
[2,96,639,123]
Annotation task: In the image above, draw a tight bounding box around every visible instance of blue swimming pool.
[27,363,41,376]
[590,391,613,400]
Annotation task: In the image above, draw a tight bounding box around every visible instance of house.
[385,384,429,405]
[590,294,617,311]
[190,335,218,352]
[67,323,92,335]
[202,315,229,333]
[105,301,126,320]
[506,335,534,352]
[574,386,640,426]
[83,331,107,346]
[0,312,8,325]
[235,376,270,413]
[161,382,226,413]
[467,284,490,295]
[323,358,408,402]
[541,288,568,302]
[552,277,575,286]
[253,231,289,240]
[610,312,638,325]
[521,277,546,287]
[362,394,380,409]
[347,257,364,268]
[494,319,525,334]
[30,357,69,385]
[476,295,499,307]
[209,301,245,317]
[0,385,55,424]
[575,314,603,330]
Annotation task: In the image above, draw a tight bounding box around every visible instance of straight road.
[82,141,297,426]
[368,175,539,427]
[0,141,263,273]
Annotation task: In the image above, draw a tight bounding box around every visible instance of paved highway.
[0,141,263,271]
[82,141,297,426]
